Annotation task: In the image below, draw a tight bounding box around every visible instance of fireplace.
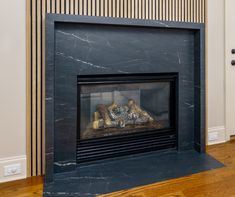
[77,74,177,163]
[43,14,224,197]
[46,15,206,176]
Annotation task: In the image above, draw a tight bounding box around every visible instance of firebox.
[77,74,178,163]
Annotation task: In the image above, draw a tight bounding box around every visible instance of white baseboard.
[208,126,227,145]
[0,155,27,183]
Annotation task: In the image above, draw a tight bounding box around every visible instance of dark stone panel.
[54,23,196,172]
[45,18,55,182]
[194,29,206,152]
[43,150,223,197]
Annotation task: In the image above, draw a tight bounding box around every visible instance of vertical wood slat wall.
[26,0,205,176]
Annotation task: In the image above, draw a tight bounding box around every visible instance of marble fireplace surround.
[44,14,221,195]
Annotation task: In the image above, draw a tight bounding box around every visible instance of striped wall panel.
[26,0,205,176]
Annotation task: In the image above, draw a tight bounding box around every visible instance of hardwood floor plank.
[0,141,234,197]
[0,176,43,197]
[101,141,235,197]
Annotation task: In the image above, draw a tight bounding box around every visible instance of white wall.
[207,0,226,145]
[0,0,26,182]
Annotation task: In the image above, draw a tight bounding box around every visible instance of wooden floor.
[0,141,235,197]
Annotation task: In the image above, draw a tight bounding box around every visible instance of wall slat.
[56,0,60,13]
[104,0,108,17]
[138,0,141,19]
[51,0,55,13]
[46,0,50,13]
[42,0,46,175]
[176,0,178,21]
[27,0,205,176]
[128,0,131,18]
[202,0,205,23]
[162,0,165,21]
[149,0,152,20]
[70,0,74,15]
[65,0,69,14]
[120,0,123,18]
[159,0,162,20]
[92,0,96,16]
[75,0,79,15]
[191,0,193,22]
[152,0,155,20]
[165,0,168,21]
[182,0,185,22]
[146,0,149,20]
[26,0,32,177]
[185,0,188,22]
[31,0,37,177]
[79,0,83,15]
[36,0,42,175]
[61,0,65,14]
[100,0,103,17]
[87,0,91,16]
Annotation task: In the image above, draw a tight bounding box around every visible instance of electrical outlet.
[4,163,21,177]
[208,132,219,141]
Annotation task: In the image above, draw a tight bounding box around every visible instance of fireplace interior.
[44,14,223,197]
[77,74,177,163]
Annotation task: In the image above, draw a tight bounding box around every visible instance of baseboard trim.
[0,155,27,183]
[208,126,226,145]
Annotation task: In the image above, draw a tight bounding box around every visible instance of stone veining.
[57,30,95,44]
[154,21,170,27]
[184,102,195,109]
[177,51,181,64]
[56,52,109,70]
[54,161,76,167]
[56,51,130,74]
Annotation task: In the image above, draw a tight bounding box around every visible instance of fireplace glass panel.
[79,81,172,140]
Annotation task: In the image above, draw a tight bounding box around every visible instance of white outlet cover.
[208,132,219,141]
[4,163,21,177]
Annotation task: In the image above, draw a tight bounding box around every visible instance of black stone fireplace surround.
[44,14,223,196]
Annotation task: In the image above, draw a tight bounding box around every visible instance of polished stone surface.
[43,150,223,197]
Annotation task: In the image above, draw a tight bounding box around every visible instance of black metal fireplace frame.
[45,14,205,182]
[76,73,178,164]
